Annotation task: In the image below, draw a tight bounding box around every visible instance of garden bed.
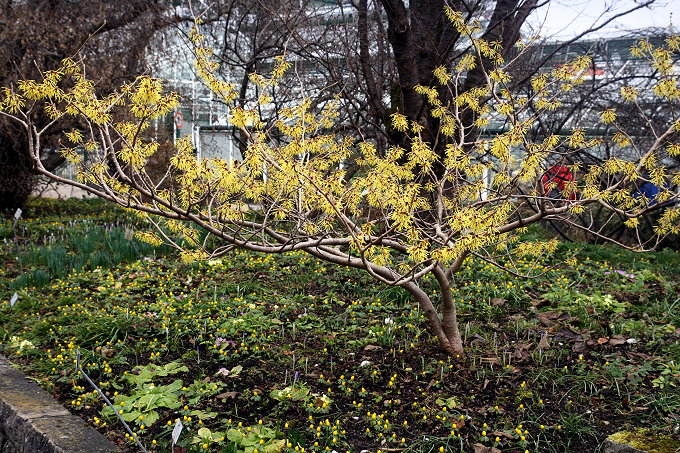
[1,199,679,452]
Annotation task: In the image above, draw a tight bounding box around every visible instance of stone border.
[0,355,119,452]
[602,439,646,453]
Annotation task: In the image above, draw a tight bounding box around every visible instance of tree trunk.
[0,127,37,212]
[402,279,464,357]
[432,265,464,355]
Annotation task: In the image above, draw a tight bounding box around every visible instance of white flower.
[10,336,35,351]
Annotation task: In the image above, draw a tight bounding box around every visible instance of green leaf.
[263,439,286,453]
[190,409,217,420]
[270,385,309,402]
[121,410,141,422]
[142,410,159,427]
[227,428,244,443]
[198,427,212,440]
[137,393,160,408]
[240,435,259,447]
[435,396,459,409]
[167,379,185,393]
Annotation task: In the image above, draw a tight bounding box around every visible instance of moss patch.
[608,430,680,453]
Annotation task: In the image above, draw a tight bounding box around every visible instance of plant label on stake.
[124,228,134,241]
[12,208,22,246]
[10,293,18,307]
[171,419,183,450]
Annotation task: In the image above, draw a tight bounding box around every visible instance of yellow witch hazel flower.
[600,109,617,124]
[1,87,25,113]
[135,232,164,247]
[390,113,409,132]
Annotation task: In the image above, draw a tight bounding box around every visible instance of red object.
[174,111,184,129]
[542,165,576,200]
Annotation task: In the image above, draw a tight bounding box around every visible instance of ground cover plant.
[1,199,679,452]
[4,19,680,357]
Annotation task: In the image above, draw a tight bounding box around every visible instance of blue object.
[635,181,660,206]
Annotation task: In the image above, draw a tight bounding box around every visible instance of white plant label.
[124,228,134,241]
[171,419,183,446]
[14,208,22,220]
[10,293,18,307]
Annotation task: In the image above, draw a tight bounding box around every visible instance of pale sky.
[527,0,677,39]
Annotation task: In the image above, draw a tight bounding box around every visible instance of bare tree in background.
[186,1,665,157]
[0,0,176,212]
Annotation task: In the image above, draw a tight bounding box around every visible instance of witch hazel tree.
[2,14,679,356]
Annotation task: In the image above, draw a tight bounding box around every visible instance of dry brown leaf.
[609,335,626,346]
[480,357,501,365]
[572,341,587,353]
[474,444,501,453]
[553,328,583,342]
[491,431,513,439]
[451,420,466,429]
[513,342,532,360]
[216,391,238,400]
[364,344,382,351]
[537,310,561,320]
[491,298,506,306]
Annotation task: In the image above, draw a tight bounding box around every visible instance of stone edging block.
[602,439,646,453]
[0,355,119,452]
